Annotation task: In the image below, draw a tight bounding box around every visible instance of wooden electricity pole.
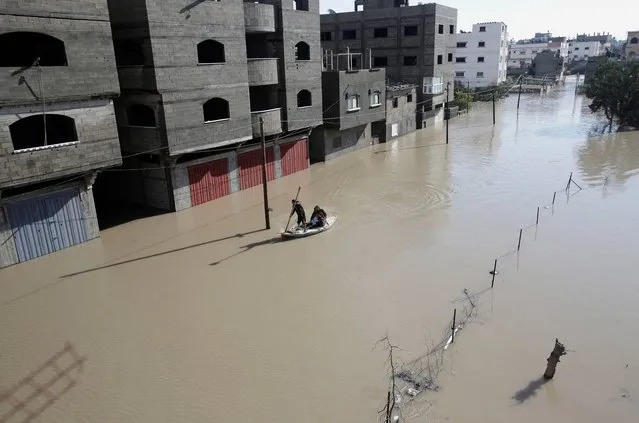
[259,117,271,230]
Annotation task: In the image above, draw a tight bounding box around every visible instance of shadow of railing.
[0,342,86,423]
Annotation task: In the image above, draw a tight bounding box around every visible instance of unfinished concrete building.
[0,0,121,267]
[320,0,457,128]
[385,84,417,142]
[105,0,322,212]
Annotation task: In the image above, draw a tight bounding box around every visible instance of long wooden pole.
[259,117,270,230]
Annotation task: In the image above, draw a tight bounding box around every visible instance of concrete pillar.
[229,153,240,193]
[0,204,19,268]
[79,186,100,240]
[171,165,192,212]
[273,142,282,179]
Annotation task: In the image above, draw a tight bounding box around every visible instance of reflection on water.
[1,77,639,423]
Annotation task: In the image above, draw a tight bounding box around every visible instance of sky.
[319,0,633,41]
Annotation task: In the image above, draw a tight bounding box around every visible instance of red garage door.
[188,158,230,206]
[280,139,309,177]
[238,147,275,190]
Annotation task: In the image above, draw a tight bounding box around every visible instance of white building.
[507,39,568,68]
[454,22,508,88]
[567,40,602,61]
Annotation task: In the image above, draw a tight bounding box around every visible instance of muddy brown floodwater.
[1,77,639,423]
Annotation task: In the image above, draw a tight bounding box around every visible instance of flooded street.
[2,77,639,422]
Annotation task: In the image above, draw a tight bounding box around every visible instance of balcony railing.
[247,58,279,86]
[244,2,276,33]
[250,108,282,138]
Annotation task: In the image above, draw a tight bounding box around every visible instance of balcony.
[247,58,279,86]
[244,2,276,33]
[251,108,282,138]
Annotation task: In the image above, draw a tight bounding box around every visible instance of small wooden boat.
[281,216,336,240]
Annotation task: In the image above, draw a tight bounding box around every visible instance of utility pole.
[445,81,450,144]
[259,117,271,230]
[492,89,496,125]
[35,58,47,145]
[517,75,523,111]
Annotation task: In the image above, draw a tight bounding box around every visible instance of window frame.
[370,91,382,108]
[346,94,361,112]
[423,76,444,95]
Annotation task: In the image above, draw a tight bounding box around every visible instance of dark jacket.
[291,202,305,218]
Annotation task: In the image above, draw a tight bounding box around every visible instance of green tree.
[585,60,639,130]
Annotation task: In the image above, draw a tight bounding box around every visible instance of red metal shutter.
[238,147,275,190]
[188,158,230,206]
[279,139,309,177]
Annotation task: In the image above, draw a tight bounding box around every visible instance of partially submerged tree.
[585,60,639,130]
[543,338,567,379]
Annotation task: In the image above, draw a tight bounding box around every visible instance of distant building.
[309,56,386,162]
[385,84,417,142]
[508,42,552,68]
[626,31,639,60]
[454,22,509,88]
[575,32,613,49]
[320,0,457,129]
[530,50,564,78]
[567,40,602,61]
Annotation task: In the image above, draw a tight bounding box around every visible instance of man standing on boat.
[290,199,306,229]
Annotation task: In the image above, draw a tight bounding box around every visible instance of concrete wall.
[310,124,374,162]
[455,22,508,88]
[0,100,122,189]
[0,3,119,106]
[386,87,417,140]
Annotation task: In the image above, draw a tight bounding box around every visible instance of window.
[320,31,332,41]
[631,37,639,44]
[455,57,466,63]
[437,55,443,64]
[293,0,309,11]
[423,76,443,95]
[405,26,418,36]
[370,92,381,107]
[479,26,486,32]
[476,71,484,77]
[126,104,156,127]
[449,25,455,34]
[438,25,444,34]
[343,30,357,40]
[347,95,360,111]
[456,42,467,48]
[114,40,145,66]
[203,98,230,122]
[295,41,310,60]
[477,56,485,63]
[478,41,485,47]
[455,71,465,77]
[448,53,453,62]
[0,32,67,67]
[403,56,417,66]
[568,50,572,54]
[333,136,342,149]
[373,56,388,67]
[297,90,312,108]
[392,98,398,108]
[374,27,388,38]
[407,93,413,102]
[575,47,579,50]
[585,46,590,50]
[10,114,78,150]
[519,50,525,54]
[197,40,225,64]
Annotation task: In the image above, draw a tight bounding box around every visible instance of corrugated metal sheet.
[7,189,87,263]
[188,158,230,206]
[280,139,309,177]
[238,147,275,190]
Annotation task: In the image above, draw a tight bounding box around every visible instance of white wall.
[567,41,601,61]
[507,42,550,68]
[454,22,508,88]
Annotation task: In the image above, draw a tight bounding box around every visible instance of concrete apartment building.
[626,31,639,59]
[454,22,508,88]
[0,0,121,267]
[385,84,417,142]
[508,33,568,69]
[567,40,602,61]
[310,55,386,161]
[105,0,322,212]
[320,0,457,129]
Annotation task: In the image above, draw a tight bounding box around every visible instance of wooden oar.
[284,186,302,232]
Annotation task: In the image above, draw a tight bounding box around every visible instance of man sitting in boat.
[307,205,327,229]
[290,199,306,229]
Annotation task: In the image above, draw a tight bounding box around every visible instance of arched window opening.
[297,90,312,107]
[293,0,310,11]
[197,40,226,64]
[114,40,145,66]
[631,37,638,44]
[295,42,310,61]
[126,104,156,127]
[0,32,68,67]
[9,114,78,150]
[203,98,230,122]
